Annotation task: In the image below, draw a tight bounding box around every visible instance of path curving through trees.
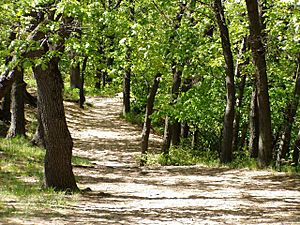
[66,96,300,225]
[7,96,300,224]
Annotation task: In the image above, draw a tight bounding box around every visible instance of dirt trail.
[7,97,300,224]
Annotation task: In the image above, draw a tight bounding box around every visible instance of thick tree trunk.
[249,82,259,158]
[214,0,236,163]
[7,68,26,138]
[172,122,181,146]
[276,61,300,169]
[34,58,78,191]
[140,74,161,166]
[246,0,273,167]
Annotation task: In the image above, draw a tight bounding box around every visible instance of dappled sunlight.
[4,96,299,224]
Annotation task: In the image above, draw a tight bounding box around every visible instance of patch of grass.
[121,111,144,126]
[72,156,93,167]
[0,137,80,219]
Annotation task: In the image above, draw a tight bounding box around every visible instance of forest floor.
[3,96,300,224]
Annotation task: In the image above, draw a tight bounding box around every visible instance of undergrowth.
[0,137,89,218]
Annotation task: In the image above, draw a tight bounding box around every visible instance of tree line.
[0,0,299,191]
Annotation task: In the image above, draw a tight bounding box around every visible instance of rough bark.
[214,0,236,163]
[34,58,78,191]
[246,0,273,167]
[249,82,259,158]
[7,68,26,138]
[140,74,161,166]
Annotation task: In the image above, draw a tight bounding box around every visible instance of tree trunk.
[30,105,45,148]
[293,129,300,166]
[0,91,11,122]
[33,58,78,191]
[123,0,135,116]
[192,129,199,150]
[232,38,248,152]
[249,82,259,158]
[70,62,81,89]
[181,123,190,139]
[276,60,300,169]
[161,65,183,154]
[7,68,26,138]
[246,0,273,167]
[123,63,131,115]
[79,57,88,109]
[140,74,161,166]
[214,0,236,163]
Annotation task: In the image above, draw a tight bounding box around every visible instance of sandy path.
[67,96,300,225]
[4,96,300,224]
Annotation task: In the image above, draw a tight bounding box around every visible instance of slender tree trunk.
[123,0,135,116]
[161,66,183,154]
[246,0,273,167]
[249,82,259,158]
[7,68,26,138]
[34,58,78,191]
[192,129,199,150]
[214,0,236,163]
[30,105,45,148]
[123,60,131,115]
[0,91,11,122]
[181,123,189,139]
[276,60,300,169]
[293,129,300,166]
[70,62,81,89]
[141,74,161,166]
[79,57,88,109]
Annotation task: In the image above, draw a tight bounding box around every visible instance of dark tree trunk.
[246,0,273,167]
[140,74,161,166]
[172,121,181,146]
[181,123,190,139]
[30,105,45,148]
[70,62,81,89]
[214,0,236,163]
[293,129,300,166]
[23,87,37,108]
[79,57,88,109]
[232,38,248,152]
[276,61,300,169]
[0,91,11,122]
[7,68,26,138]
[123,0,134,116]
[34,58,78,191]
[123,63,131,115]
[249,82,259,158]
[161,66,183,154]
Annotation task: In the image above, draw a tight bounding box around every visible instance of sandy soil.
[4,96,300,224]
